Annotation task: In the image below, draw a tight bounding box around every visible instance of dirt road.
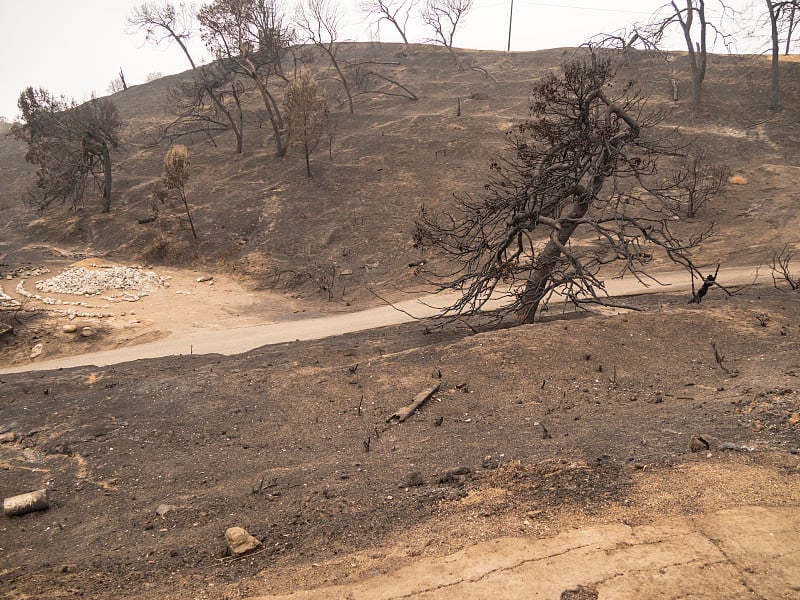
[0,265,765,374]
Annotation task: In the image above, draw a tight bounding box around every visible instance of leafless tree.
[295,0,354,114]
[128,2,199,67]
[13,88,122,213]
[640,1,734,106]
[359,0,414,46]
[420,0,471,56]
[164,61,246,152]
[667,146,728,217]
[588,27,655,53]
[586,25,669,64]
[127,1,248,153]
[771,244,799,290]
[108,77,126,94]
[414,55,713,325]
[767,0,781,109]
[761,1,800,109]
[198,0,294,156]
[418,0,491,78]
[783,1,800,52]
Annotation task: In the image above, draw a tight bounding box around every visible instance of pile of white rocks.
[35,266,169,297]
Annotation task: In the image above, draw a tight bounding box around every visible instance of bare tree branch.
[359,0,413,46]
[413,54,717,326]
[295,0,354,114]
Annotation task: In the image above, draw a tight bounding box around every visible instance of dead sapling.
[688,264,720,304]
[771,245,800,290]
[153,144,197,239]
[251,477,278,495]
[710,341,734,376]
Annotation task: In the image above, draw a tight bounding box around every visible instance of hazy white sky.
[0,0,762,120]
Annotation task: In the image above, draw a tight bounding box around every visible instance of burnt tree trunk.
[672,0,708,106]
[785,4,797,55]
[304,142,312,177]
[517,91,638,323]
[517,202,589,323]
[767,0,781,110]
[179,189,197,239]
[101,141,112,213]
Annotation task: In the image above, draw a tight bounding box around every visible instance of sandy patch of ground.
[1,254,304,367]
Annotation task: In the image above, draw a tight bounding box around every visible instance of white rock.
[62,324,78,333]
[35,266,168,296]
[156,503,178,517]
[225,527,262,556]
[30,343,44,359]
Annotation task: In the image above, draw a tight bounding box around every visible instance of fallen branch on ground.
[388,384,440,423]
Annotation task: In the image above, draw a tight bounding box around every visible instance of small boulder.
[224,526,262,556]
[80,327,95,338]
[156,503,178,517]
[62,324,78,333]
[30,343,44,359]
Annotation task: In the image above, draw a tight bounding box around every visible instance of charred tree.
[414,55,712,325]
[13,88,122,213]
[198,0,294,157]
[128,1,248,153]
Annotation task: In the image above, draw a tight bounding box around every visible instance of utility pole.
[507,0,514,52]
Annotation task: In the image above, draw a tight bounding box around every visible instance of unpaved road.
[250,506,800,600]
[2,263,798,600]
[0,265,765,374]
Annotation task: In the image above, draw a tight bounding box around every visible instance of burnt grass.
[2,288,800,599]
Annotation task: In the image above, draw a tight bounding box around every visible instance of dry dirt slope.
[1,44,800,599]
[2,44,800,307]
[1,289,799,599]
